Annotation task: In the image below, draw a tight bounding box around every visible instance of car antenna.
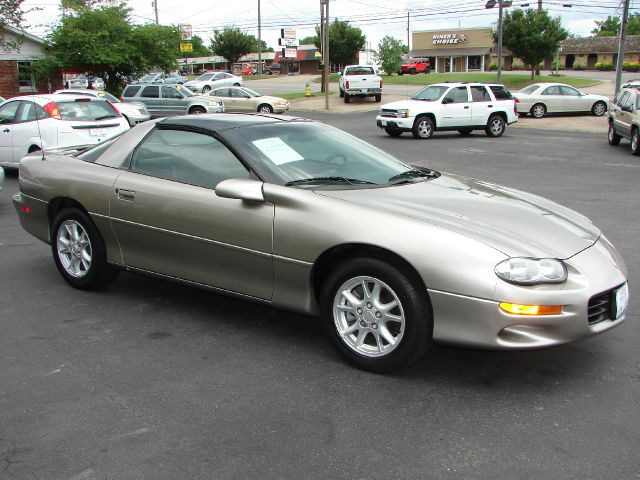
[34,97,46,161]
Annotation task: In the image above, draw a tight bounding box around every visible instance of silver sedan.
[514,83,609,118]
[183,72,244,93]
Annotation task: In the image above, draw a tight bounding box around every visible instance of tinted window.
[161,86,182,99]
[542,86,562,95]
[130,129,250,188]
[470,86,491,102]
[560,85,580,96]
[0,101,20,124]
[16,101,45,122]
[123,86,141,97]
[141,86,160,98]
[232,89,251,98]
[345,66,375,75]
[443,87,469,104]
[212,88,232,97]
[519,84,539,95]
[56,100,119,121]
[489,85,513,100]
[619,92,633,110]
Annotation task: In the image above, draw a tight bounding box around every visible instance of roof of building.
[560,35,640,54]
[1,24,46,45]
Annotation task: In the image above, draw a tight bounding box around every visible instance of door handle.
[488,104,494,108]
[464,106,470,109]
[116,188,136,201]
[2,128,9,133]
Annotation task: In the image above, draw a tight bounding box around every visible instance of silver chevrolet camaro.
[13,114,629,372]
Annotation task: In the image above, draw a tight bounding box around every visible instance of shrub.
[572,61,586,70]
[623,61,640,72]
[595,62,614,71]
[487,63,498,71]
[511,61,525,70]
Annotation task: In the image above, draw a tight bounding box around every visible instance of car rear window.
[489,86,513,100]
[123,86,141,97]
[345,67,375,75]
[56,100,119,121]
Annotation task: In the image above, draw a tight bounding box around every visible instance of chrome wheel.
[333,276,405,358]
[592,101,606,116]
[632,130,640,154]
[417,119,432,138]
[531,104,545,118]
[258,105,273,113]
[490,117,504,136]
[56,220,92,278]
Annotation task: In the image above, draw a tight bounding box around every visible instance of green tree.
[314,19,366,65]
[500,8,568,79]
[0,0,33,51]
[180,34,210,58]
[375,36,407,75]
[210,27,255,66]
[299,35,317,45]
[43,4,180,93]
[592,14,640,36]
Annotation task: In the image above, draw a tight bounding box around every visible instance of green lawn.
[321,72,598,90]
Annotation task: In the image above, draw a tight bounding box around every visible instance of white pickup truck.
[338,65,382,103]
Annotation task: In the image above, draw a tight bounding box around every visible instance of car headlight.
[495,258,567,285]
[397,109,410,118]
[207,101,222,106]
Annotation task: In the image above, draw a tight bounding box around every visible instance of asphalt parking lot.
[1,113,639,479]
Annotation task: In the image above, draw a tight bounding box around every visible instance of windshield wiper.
[285,176,376,187]
[388,168,440,184]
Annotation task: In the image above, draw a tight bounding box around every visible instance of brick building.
[0,25,61,100]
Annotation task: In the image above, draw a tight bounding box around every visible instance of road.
[1,116,639,480]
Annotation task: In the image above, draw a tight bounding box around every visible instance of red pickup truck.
[399,58,431,75]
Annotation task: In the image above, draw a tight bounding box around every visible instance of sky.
[21,0,640,51]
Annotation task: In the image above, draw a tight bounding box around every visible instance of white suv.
[376,82,518,139]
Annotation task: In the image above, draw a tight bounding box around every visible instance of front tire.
[631,128,640,155]
[531,103,546,118]
[592,101,607,116]
[385,127,403,137]
[257,104,273,114]
[320,258,432,373]
[202,85,211,93]
[189,106,206,114]
[608,123,621,146]
[485,114,506,137]
[51,208,118,290]
[412,116,434,139]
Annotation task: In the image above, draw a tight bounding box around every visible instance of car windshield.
[140,74,158,82]
[520,84,539,94]
[222,122,433,188]
[56,100,119,121]
[197,74,215,81]
[412,85,448,101]
[94,91,120,103]
[175,84,195,97]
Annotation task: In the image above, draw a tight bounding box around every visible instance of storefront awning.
[408,47,491,57]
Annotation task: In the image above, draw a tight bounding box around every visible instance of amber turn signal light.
[499,303,562,315]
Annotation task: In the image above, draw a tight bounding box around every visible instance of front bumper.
[376,115,415,131]
[273,103,290,113]
[430,238,628,349]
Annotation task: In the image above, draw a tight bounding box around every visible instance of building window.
[468,56,482,70]
[18,62,36,93]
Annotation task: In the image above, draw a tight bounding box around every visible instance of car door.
[469,85,493,126]
[540,85,564,113]
[439,86,472,128]
[231,88,255,112]
[560,85,584,112]
[109,127,274,300]
[616,91,634,138]
[0,101,20,165]
[139,85,162,118]
[211,88,235,111]
[161,86,187,116]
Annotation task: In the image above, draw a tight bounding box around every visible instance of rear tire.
[485,114,506,137]
[28,145,41,154]
[51,208,118,290]
[631,128,640,155]
[339,88,344,98]
[375,93,382,102]
[608,123,621,146]
[320,257,432,373]
[344,94,351,104]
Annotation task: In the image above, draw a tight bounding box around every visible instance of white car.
[184,72,244,93]
[54,89,151,126]
[0,94,130,168]
[513,83,609,118]
[376,82,518,139]
[338,65,382,103]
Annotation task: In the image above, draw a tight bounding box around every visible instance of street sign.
[314,51,322,58]
[178,24,192,41]
[180,43,193,52]
[281,28,296,39]
[278,38,299,47]
[283,47,297,58]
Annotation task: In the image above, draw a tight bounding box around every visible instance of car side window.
[161,86,182,99]
[488,86,512,100]
[470,86,491,102]
[130,129,250,188]
[443,87,469,104]
[232,89,250,98]
[542,86,561,95]
[123,86,141,98]
[141,86,160,98]
[0,101,21,124]
[619,92,633,110]
[212,89,231,97]
[560,86,580,96]
[15,101,46,123]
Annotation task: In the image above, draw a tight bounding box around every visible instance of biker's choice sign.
[432,34,468,45]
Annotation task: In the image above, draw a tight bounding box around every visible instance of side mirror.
[337,72,342,77]
[215,179,264,202]
[622,105,632,113]
[442,97,453,104]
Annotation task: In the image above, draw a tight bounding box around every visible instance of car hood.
[380,99,435,111]
[317,173,599,259]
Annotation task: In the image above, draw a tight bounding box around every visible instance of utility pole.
[497,0,504,83]
[407,12,410,51]
[615,0,630,94]
[320,1,325,93]
[538,0,542,11]
[258,0,262,74]
[324,0,330,110]
[153,0,158,24]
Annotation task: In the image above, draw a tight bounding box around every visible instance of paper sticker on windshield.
[252,137,303,165]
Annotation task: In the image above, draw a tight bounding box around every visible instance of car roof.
[430,82,507,87]
[5,93,109,104]
[158,113,306,132]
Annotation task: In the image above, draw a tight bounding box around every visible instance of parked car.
[183,72,244,93]
[65,75,105,90]
[513,83,609,118]
[138,72,187,84]
[376,82,518,138]
[13,114,628,372]
[121,83,224,118]
[607,86,640,154]
[399,57,431,75]
[54,89,150,126]
[206,86,289,113]
[0,94,129,168]
[338,65,383,103]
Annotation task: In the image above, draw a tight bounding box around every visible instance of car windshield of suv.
[56,100,119,121]
[222,122,438,187]
[197,74,215,81]
[175,84,195,97]
[520,84,540,95]
[412,85,448,101]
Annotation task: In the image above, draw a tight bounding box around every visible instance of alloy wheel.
[56,220,92,278]
[417,119,432,138]
[490,118,504,136]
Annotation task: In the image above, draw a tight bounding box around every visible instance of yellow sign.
[180,43,193,52]
[314,51,322,58]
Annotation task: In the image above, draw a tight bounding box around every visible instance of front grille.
[588,290,612,325]
[380,109,399,118]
